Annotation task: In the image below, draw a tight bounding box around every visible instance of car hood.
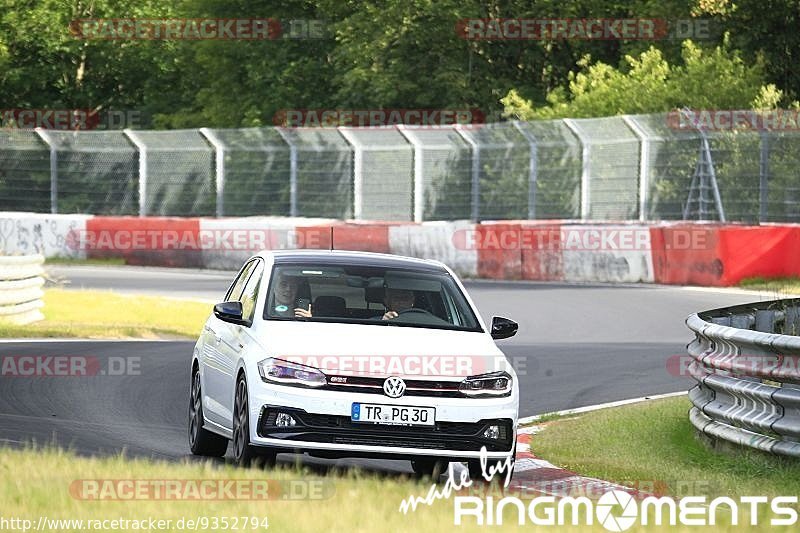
[254,321,509,379]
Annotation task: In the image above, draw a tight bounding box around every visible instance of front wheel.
[189,368,228,457]
[232,375,276,468]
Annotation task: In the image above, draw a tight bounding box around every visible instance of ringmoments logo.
[452,492,799,528]
[399,449,799,529]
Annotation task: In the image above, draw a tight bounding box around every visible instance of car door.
[202,259,256,427]
[217,259,264,424]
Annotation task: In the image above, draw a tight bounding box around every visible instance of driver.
[272,274,313,318]
[381,288,415,320]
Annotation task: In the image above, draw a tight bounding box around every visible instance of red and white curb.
[507,427,650,499]
[461,393,692,499]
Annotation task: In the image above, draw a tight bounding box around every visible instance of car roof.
[258,249,448,273]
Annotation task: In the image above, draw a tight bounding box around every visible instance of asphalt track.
[0,265,769,471]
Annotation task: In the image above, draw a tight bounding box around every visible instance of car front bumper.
[247,380,518,460]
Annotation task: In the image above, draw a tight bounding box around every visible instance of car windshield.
[263,263,482,332]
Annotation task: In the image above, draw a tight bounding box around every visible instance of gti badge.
[383,376,406,398]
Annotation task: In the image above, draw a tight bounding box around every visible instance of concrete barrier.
[0,213,91,259]
[561,224,655,283]
[389,221,477,278]
[199,216,336,270]
[4,212,800,287]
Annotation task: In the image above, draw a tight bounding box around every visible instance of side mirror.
[491,316,518,340]
[214,301,249,326]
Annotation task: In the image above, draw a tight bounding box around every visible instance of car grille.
[324,375,463,398]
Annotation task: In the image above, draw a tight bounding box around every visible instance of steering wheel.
[397,308,434,316]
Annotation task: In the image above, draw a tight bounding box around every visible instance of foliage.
[501,40,780,120]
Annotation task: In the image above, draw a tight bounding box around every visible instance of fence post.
[512,121,537,219]
[562,119,589,220]
[337,128,363,219]
[454,125,480,222]
[759,130,770,223]
[622,115,651,222]
[34,128,57,214]
[199,128,225,217]
[123,129,147,217]
[396,124,424,222]
[275,128,298,217]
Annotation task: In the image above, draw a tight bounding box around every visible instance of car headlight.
[459,371,512,397]
[257,358,326,388]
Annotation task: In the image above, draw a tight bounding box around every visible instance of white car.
[189,250,519,477]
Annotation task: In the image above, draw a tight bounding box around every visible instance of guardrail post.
[275,128,298,217]
[123,129,148,217]
[199,128,226,217]
[34,128,57,214]
[512,121,538,220]
[621,115,651,222]
[337,128,363,220]
[454,125,480,222]
[759,130,770,223]
[396,124,425,223]
[562,119,589,221]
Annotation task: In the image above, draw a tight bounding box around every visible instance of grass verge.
[532,396,800,498]
[0,288,210,339]
[0,442,791,532]
[45,256,128,267]
[740,276,800,295]
[0,446,462,533]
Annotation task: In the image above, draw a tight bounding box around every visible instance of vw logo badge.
[383,376,406,398]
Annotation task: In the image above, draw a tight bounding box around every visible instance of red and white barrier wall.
[3,212,800,287]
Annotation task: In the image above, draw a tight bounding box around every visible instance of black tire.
[232,375,276,468]
[189,368,228,457]
[410,458,447,479]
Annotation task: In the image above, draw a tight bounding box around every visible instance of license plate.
[351,403,435,426]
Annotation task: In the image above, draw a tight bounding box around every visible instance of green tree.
[501,39,779,120]
[0,0,180,119]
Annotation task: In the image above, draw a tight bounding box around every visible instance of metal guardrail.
[686,299,800,457]
[0,254,45,324]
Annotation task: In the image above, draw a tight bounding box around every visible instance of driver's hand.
[295,305,312,318]
[382,310,398,320]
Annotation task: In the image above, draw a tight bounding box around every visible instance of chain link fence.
[0,130,51,213]
[276,128,353,219]
[339,127,413,220]
[2,112,800,222]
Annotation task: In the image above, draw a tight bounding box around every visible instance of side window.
[239,261,264,324]
[226,260,256,302]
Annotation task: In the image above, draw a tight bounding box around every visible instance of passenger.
[381,288,415,320]
[272,274,312,318]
